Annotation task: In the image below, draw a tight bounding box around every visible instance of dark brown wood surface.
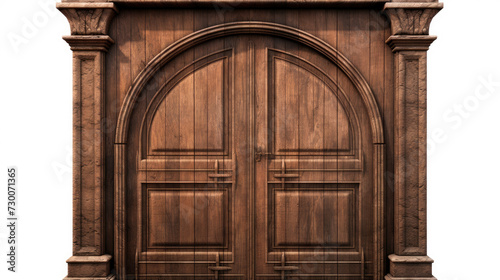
[107,9,392,279]
[58,2,442,279]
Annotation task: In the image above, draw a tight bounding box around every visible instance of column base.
[64,255,113,279]
[385,254,435,279]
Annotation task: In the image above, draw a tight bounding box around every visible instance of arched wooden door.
[122,29,382,280]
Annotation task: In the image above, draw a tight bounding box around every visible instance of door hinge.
[255,149,273,162]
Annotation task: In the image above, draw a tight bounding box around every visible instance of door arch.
[115,22,384,144]
[114,22,385,280]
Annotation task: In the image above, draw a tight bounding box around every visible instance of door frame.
[59,1,443,278]
[113,21,385,279]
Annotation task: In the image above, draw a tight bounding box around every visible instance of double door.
[127,34,376,279]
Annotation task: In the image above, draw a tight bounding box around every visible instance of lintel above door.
[60,0,391,8]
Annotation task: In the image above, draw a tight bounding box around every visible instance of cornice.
[62,0,388,8]
[386,35,437,52]
[63,35,115,52]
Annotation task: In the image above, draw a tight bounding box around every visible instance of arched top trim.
[115,21,384,144]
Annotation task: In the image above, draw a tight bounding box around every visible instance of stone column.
[57,3,117,280]
[383,2,442,280]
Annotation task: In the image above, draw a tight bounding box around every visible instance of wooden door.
[253,38,375,280]
[126,34,377,279]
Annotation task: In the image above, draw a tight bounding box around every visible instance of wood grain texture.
[57,3,117,35]
[383,3,443,35]
[393,49,429,257]
[59,3,441,279]
[71,50,106,257]
[114,21,384,145]
[274,188,354,247]
[58,4,118,279]
[384,3,440,278]
[116,29,383,278]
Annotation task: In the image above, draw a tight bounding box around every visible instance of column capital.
[383,2,443,36]
[56,2,118,36]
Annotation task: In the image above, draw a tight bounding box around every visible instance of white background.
[0,0,499,279]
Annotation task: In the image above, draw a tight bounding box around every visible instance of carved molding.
[386,35,437,52]
[374,143,385,278]
[61,0,386,9]
[115,21,384,145]
[71,51,107,257]
[57,3,118,35]
[393,49,428,257]
[384,3,443,36]
[63,35,114,52]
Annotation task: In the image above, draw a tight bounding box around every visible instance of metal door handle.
[209,266,232,271]
[255,151,273,162]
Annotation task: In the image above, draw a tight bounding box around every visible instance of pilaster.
[383,2,442,280]
[57,2,117,279]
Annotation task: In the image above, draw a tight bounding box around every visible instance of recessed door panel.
[273,186,356,248]
[148,59,227,156]
[271,57,352,155]
[146,187,228,247]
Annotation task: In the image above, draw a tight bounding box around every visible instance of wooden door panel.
[148,59,226,155]
[272,186,355,247]
[146,187,227,247]
[255,41,373,279]
[128,40,242,280]
[141,49,232,159]
[127,34,377,279]
[270,55,352,154]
